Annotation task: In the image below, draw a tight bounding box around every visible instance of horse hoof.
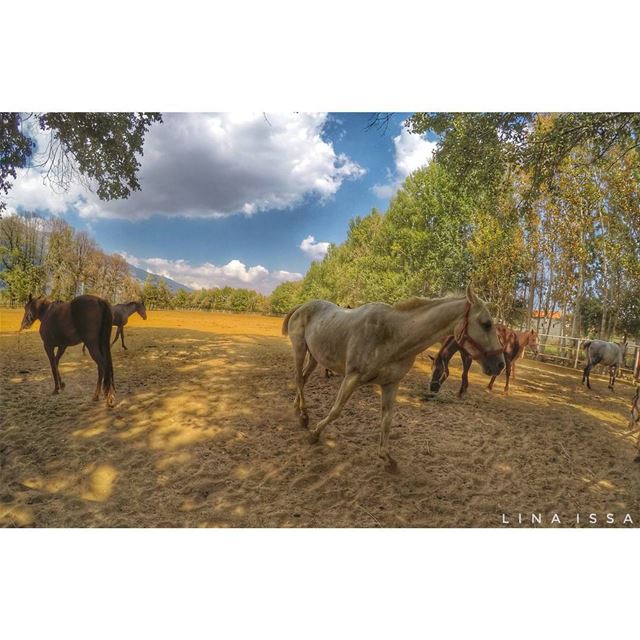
[299,413,309,428]
[92,395,100,402]
[634,455,640,464]
[106,395,115,408]
[308,431,320,445]
[52,389,59,395]
[60,382,65,390]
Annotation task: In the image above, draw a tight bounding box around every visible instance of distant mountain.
[128,264,194,293]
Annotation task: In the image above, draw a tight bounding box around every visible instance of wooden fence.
[530,333,640,380]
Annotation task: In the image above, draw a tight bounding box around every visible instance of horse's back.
[71,295,111,341]
[587,339,623,366]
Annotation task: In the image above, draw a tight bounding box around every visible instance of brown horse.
[82,300,147,353]
[427,326,539,397]
[20,294,115,407]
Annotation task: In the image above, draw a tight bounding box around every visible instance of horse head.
[527,329,540,355]
[453,284,505,377]
[20,294,47,331]
[136,301,148,320]
[428,353,449,393]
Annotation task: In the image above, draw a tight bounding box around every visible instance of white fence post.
[574,338,582,370]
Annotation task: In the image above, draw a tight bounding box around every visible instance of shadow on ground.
[1,326,638,527]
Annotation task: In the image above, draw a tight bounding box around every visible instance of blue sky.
[9,112,436,292]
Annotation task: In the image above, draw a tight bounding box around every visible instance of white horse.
[582,339,624,391]
[282,285,505,470]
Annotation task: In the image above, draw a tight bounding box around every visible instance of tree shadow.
[1,326,638,528]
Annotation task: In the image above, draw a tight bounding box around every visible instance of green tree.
[0,112,162,211]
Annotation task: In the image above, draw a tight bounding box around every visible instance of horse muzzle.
[481,354,505,376]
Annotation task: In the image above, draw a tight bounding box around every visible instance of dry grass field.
[1,307,638,527]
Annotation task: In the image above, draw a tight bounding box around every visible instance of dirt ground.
[1,308,638,527]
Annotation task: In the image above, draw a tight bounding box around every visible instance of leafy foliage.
[0,112,162,211]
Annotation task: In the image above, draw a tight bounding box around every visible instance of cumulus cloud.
[6,113,365,220]
[372,125,437,199]
[122,253,302,294]
[299,235,330,260]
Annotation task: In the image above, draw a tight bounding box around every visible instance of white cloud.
[6,113,365,220]
[372,125,437,199]
[122,253,302,294]
[299,235,330,260]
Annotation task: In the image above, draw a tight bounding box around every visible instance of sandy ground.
[1,308,638,528]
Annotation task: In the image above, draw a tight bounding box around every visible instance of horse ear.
[530,329,535,335]
[465,283,479,305]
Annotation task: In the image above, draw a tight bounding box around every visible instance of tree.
[405,112,640,203]
[0,112,162,211]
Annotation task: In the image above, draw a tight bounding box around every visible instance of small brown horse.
[82,300,147,353]
[427,326,539,397]
[20,294,115,407]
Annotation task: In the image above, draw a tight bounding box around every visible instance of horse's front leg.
[309,372,360,444]
[120,326,127,350]
[378,382,400,471]
[458,352,472,397]
[503,357,512,395]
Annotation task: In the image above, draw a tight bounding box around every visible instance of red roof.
[531,310,562,319]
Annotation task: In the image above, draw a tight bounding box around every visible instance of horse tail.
[99,300,115,395]
[282,304,303,336]
[582,340,592,352]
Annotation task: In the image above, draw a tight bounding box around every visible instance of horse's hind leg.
[45,345,61,394]
[378,382,400,471]
[111,327,120,347]
[85,344,105,401]
[120,327,127,350]
[291,338,311,427]
[308,372,360,444]
[583,364,592,389]
[608,365,617,391]
[55,346,67,390]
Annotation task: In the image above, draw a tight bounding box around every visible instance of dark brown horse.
[427,326,539,397]
[82,300,147,353]
[20,294,115,407]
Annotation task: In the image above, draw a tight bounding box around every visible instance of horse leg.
[458,352,472,397]
[504,356,512,394]
[291,338,310,426]
[82,344,86,355]
[120,326,127,350]
[111,327,120,347]
[487,375,497,391]
[378,382,400,471]
[298,353,318,417]
[608,365,617,391]
[308,372,360,444]
[45,345,61,394]
[85,343,105,402]
[55,346,67,390]
[583,364,592,389]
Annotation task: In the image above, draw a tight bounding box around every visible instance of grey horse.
[582,339,623,391]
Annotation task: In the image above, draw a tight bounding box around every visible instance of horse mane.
[393,292,463,312]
